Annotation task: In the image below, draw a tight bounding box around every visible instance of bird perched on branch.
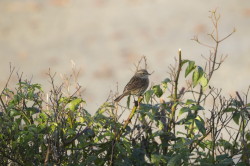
[114,69,150,102]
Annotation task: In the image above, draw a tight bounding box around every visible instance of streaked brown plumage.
[114,69,150,102]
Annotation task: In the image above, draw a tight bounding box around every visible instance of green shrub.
[0,10,249,166]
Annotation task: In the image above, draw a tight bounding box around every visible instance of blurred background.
[0,0,249,113]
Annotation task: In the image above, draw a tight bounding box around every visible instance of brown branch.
[44,144,51,165]
[116,96,143,141]
[169,49,182,133]
[134,56,148,71]
[110,97,143,165]
[0,64,15,113]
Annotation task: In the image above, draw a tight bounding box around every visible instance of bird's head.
[135,69,151,78]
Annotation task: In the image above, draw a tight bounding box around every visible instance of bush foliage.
[0,10,250,166]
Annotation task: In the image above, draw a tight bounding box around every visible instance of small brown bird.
[114,69,150,102]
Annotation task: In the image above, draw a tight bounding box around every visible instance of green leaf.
[181,59,190,67]
[68,98,84,111]
[162,78,171,91]
[190,105,204,111]
[145,90,154,104]
[179,107,190,116]
[32,83,43,90]
[194,120,206,135]
[194,116,206,135]
[144,111,155,120]
[158,121,164,130]
[230,99,243,107]
[66,128,76,136]
[126,95,131,108]
[167,154,182,166]
[185,61,196,77]
[237,162,249,166]
[59,97,70,104]
[40,112,48,119]
[26,107,40,115]
[151,154,166,166]
[10,109,20,117]
[138,104,152,112]
[151,154,161,165]
[233,112,240,125]
[162,78,171,84]
[223,107,238,112]
[185,99,196,105]
[152,85,163,98]
[216,154,234,165]
[218,139,233,150]
[246,132,250,141]
[50,122,58,132]
[192,66,203,87]
[199,75,208,89]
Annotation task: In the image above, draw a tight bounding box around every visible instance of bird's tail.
[114,93,127,102]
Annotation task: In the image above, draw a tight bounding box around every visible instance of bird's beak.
[148,71,154,75]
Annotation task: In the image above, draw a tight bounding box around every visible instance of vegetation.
[0,10,249,166]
